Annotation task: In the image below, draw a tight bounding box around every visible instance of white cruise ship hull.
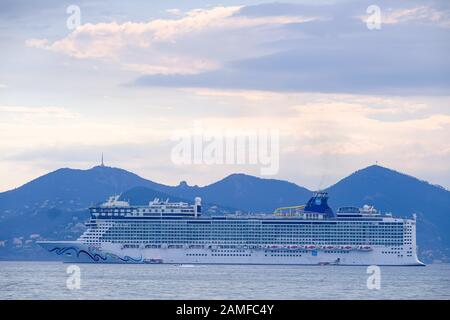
[38,241,424,266]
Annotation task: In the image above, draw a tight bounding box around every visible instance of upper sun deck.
[90,195,202,218]
[89,192,412,222]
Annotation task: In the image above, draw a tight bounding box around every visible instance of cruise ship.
[38,192,424,265]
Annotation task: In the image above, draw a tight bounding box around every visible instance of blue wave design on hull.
[48,246,143,263]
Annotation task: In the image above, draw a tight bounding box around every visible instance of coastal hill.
[325,165,450,262]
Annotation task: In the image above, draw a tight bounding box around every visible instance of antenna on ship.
[101,152,105,167]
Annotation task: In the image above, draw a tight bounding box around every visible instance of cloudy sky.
[0,0,449,192]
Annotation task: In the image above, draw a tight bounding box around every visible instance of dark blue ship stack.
[304,192,335,218]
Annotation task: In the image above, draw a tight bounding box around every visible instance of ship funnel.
[304,192,335,217]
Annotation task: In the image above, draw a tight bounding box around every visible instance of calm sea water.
[0,261,449,300]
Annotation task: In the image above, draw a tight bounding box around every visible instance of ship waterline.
[38,193,424,266]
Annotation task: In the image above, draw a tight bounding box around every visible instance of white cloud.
[122,57,219,75]
[25,6,245,60]
[166,8,182,16]
[386,6,450,26]
[179,88,285,101]
[25,38,49,48]
[168,90,450,164]
[25,6,320,75]
[360,5,450,27]
[0,106,79,118]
